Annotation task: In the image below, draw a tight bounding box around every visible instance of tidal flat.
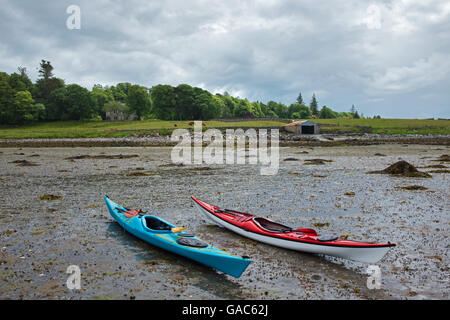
[0,144,448,300]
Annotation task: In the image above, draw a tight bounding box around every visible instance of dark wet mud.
[0,144,448,300]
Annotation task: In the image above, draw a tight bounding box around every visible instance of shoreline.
[0,133,449,148]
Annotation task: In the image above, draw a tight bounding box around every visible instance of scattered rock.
[313,222,330,228]
[158,163,184,168]
[432,154,450,162]
[126,172,152,177]
[186,167,219,172]
[304,159,333,165]
[419,164,447,169]
[2,229,17,236]
[39,194,63,200]
[426,169,450,173]
[395,185,428,191]
[366,160,432,178]
[65,154,139,160]
[9,160,39,167]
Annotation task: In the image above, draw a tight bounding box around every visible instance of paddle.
[171,227,187,233]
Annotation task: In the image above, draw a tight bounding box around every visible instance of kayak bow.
[191,196,395,263]
[105,195,251,278]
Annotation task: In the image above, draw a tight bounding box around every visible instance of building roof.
[284,120,318,126]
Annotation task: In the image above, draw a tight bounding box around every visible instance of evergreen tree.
[309,94,319,116]
[38,60,53,80]
[296,92,303,104]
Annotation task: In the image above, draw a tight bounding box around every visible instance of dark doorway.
[301,125,315,134]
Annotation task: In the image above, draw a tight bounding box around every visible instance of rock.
[9,160,39,166]
[432,154,450,162]
[304,159,332,165]
[39,194,63,200]
[366,160,432,178]
[395,185,428,191]
[65,154,139,160]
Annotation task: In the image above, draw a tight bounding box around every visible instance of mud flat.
[0,133,449,148]
[0,144,448,300]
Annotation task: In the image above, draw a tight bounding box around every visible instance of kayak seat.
[144,217,172,231]
[253,217,293,233]
[317,234,339,242]
[176,238,208,248]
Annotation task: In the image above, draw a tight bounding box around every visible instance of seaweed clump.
[304,159,333,165]
[9,159,40,166]
[366,160,431,178]
[395,185,428,191]
[65,154,139,160]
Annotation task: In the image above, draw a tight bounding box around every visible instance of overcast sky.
[1,0,449,118]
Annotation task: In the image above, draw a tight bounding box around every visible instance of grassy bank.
[0,118,448,138]
[313,118,450,135]
[0,120,287,138]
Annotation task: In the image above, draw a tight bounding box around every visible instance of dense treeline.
[0,60,367,124]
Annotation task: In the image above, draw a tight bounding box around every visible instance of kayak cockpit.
[143,216,172,231]
[253,217,293,233]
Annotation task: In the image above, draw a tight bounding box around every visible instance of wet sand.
[0,144,448,299]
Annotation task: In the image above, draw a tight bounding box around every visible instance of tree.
[64,84,96,120]
[12,90,36,123]
[318,105,338,119]
[38,60,54,80]
[127,85,151,119]
[174,84,195,120]
[47,85,96,120]
[200,94,222,120]
[309,94,319,116]
[0,72,14,123]
[233,99,253,118]
[288,103,312,119]
[35,60,64,104]
[150,84,176,120]
[251,101,265,117]
[350,104,360,119]
[296,92,303,105]
[274,102,289,118]
[219,95,235,118]
[90,85,114,119]
[33,103,46,121]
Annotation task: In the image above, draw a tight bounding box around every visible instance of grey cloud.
[0,0,448,117]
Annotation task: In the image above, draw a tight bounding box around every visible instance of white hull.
[194,202,391,263]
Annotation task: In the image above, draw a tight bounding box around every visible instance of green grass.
[310,118,450,135]
[0,118,448,138]
[0,120,288,139]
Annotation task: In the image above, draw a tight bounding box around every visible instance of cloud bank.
[1,0,449,118]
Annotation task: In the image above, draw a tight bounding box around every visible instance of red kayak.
[191,196,395,263]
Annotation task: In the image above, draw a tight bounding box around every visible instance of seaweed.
[366,160,432,178]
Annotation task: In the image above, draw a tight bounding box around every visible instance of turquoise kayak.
[104,195,251,278]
